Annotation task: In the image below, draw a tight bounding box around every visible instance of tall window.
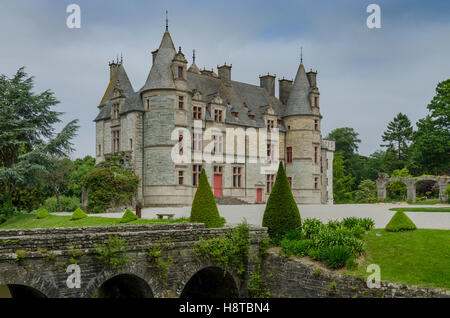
[314,177,319,190]
[192,165,202,187]
[232,112,239,119]
[178,133,184,155]
[214,109,223,123]
[193,106,202,120]
[277,119,282,126]
[193,133,202,152]
[233,167,242,188]
[267,120,274,132]
[146,98,150,111]
[314,119,319,131]
[214,166,223,174]
[266,174,275,194]
[112,104,120,119]
[130,138,133,151]
[178,66,184,80]
[267,143,274,163]
[314,96,319,108]
[112,131,120,153]
[213,135,223,155]
[178,171,184,185]
[314,146,318,164]
[286,147,293,164]
[178,96,184,109]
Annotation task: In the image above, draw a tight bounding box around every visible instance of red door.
[214,174,223,197]
[256,188,262,203]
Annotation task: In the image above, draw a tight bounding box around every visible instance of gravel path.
[57,204,450,230]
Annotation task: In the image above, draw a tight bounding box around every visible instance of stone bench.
[156,213,175,220]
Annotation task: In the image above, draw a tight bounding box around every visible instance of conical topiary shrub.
[190,169,224,228]
[36,208,50,219]
[70,208,88,221]
[385,209,417,232]
[120,209,138,223]
[262,162,301,241]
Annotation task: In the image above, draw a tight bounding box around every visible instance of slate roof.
[284,63,313,117]
[140,31,177,92]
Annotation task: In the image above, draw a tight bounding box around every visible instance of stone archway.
[180,266,239,298]
[96,273,154,298]
[1,284,47,298]
[377,173,450,203]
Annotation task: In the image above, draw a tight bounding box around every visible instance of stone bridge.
[376,173,450,203]
[0,223,266,298]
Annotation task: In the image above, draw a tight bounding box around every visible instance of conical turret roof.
[141,31,177,92]
[284,63,312,116]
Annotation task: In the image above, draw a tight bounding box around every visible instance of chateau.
[94,27,335,206]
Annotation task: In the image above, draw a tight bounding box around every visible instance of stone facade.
[94,28,335,206]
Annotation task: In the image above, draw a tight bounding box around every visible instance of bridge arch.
[0,272,57,298]
[96,273,154,298]
[180,266,239,298]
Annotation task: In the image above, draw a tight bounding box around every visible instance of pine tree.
[262,162,301,241]
[381,112,413,167]
[190,169,224,228]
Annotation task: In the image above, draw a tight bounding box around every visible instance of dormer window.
[232,111,239,119]
[243,102,248,109]
[214,109,223,123]
[267,120,274,132]
[277,119,282,126]
[193,106,202,120]
[178,66,184,80]
[112,104,120,119]
[249,114,255,121]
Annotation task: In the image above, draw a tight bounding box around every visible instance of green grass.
[0,214,189,230]
[345,229,450,290]
[409,200,439,205]
[389,207,450,213]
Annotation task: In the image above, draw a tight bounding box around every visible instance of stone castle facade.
[94,28,335,206]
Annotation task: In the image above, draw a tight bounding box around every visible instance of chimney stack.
[306,69,317,88]
[218,63,232,81]
[259,74,276,97]
[279,78,293,104]
[109,61,120,80]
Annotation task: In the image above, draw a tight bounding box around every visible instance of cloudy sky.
[1,0,449,158]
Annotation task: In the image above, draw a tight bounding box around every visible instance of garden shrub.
[283,228,302,241]
[36,208,50,219]
[0,215,6,225]
[70,208,88,221]
[354,180,377,203]
[320,246,352,269]
[302,218,325,239]
[262,162,301,241]
[120,209,138,223]
[281,239,313,257]
[358,218,375,231]
[41,196,80,212]
[190,169,224,228]
[385,210,417,232]
[345,258,358,270]
[307,247,322,261]
[84,166,139,213]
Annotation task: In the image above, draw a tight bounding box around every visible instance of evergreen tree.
[326,127,361,159]
[0,68,79,216]
[190,169,224,228]
[381,112,413,170]
[333,152,355,203]
[409,79,450,175]
[262,162,301,241]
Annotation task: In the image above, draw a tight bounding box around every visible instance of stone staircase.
[215,196,248,205]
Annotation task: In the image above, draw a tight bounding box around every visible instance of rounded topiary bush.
[70,208,88,221]
[385,209,417,232]
[120,209,138,224]
[36,208,50,219]
[190,169,224,228]
[262,162,301,241]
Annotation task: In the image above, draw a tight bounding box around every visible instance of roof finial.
[193,49,196,64]
[165,10,169,32]
[300,46,303,64]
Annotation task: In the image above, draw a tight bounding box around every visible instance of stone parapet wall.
[263,252,450,298]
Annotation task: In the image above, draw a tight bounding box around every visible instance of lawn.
[389,207,450,213]
[346,229,450,290]
[409,200,440,205]
[0,214,189,230]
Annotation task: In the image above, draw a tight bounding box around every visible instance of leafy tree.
[68,155,95,198]
[361,150,387,181]
[381,112,413,165]
[354,180,377,203]
[262,162,301,241]
[43,158,74,212]
[190,169,224,228]
[326,127,361,160]
[333,152,355,203]
[409,79,449,175]
[0,68,79,216]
